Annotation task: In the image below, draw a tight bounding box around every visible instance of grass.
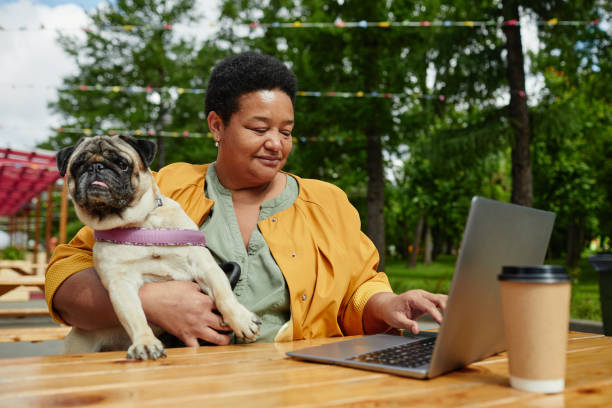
[385,254,602,322]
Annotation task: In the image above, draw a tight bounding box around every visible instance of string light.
[2,83,449,100]
[0,18,602,32]
[3,82,532,101]
[47,127,361,143]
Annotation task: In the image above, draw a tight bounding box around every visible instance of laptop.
[287,196,556,378]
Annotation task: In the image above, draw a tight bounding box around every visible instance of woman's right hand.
[139,280,233,346]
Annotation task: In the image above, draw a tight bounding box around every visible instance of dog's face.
[56,135,157,226]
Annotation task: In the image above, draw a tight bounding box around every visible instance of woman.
[46,52,447,346]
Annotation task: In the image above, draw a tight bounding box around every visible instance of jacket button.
[291,252,296,258]
[271,217,277,222]
[301,294,307,301]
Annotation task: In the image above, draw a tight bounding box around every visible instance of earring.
[215,141,219,147]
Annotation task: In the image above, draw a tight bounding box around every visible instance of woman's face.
[210,88,294,188]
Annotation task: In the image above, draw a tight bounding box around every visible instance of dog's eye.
[117,159,129,171]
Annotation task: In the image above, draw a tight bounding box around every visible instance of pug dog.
[56,135,261,359]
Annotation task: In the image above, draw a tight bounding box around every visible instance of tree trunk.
[366,132,386,271]
[432,226,442,261]
[424,223,433,264]
[409,214,424,268]
[502,0,533,207]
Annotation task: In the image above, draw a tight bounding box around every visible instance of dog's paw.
[127,339,166,360]
[224,306,261,342]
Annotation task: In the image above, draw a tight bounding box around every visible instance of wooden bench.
[0,326,70,343]
[0,276,45,297]
[0,308,50,318]
[0,260,47,276]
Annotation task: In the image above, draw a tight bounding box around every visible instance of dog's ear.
[119,135,157,168]
[56,145,76,177]
[56,138,86,177]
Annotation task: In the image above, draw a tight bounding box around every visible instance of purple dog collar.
[94,228,206,247]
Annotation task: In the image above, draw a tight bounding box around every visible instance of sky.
[0,0,544,152]
[0,0,92,151]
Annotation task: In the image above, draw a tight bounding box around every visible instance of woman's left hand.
[363,290,448,334]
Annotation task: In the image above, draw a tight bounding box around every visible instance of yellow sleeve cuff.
[342,278,393,336]
[45,252,94,324]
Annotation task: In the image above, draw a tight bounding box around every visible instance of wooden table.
[0,331,610,407]
[0,276,45,297]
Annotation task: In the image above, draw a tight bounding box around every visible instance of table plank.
[0,326,70,343]
[0,276,45,296]
[0,308,50,318]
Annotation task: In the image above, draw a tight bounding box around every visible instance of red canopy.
[0,148,61,216]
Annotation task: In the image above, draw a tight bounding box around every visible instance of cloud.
[0,0,89,150]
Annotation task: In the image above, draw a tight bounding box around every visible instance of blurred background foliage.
[37,0,611,276]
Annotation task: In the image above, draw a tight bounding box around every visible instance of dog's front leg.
[106,279,166,360]
[191,251,261,342]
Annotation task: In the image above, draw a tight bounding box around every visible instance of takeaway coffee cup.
[498,265,571,393]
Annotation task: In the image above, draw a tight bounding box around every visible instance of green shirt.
[201,163,297,342]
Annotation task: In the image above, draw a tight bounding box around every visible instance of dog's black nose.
[88,162,105,174]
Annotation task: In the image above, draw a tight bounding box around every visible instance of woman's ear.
[207,111,224,140]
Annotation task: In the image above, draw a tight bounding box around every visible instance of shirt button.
[301,294,307,301]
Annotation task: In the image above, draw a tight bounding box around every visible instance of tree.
[216,0,516,269]
[387,99,512,266]
[531,84,610,266]
[42,0,222,169]
[43,0,611,271]
[525,0,612,266]
[529,1,612,265]
[400,0,612,265]
[502,0,533,207]
[217,0,427,270]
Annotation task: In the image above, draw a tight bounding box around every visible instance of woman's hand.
[362,290,448,334]
[140,280,232,346]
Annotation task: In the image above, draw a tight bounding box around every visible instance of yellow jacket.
[45,163,392,339]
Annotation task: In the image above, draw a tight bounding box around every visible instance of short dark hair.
[205,51,298,124]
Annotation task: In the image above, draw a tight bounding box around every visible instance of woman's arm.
[323,188,447,335]
[53,268,119,330]
[53,268,233,345]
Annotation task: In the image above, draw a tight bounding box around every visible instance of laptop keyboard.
[347,336,436,368]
